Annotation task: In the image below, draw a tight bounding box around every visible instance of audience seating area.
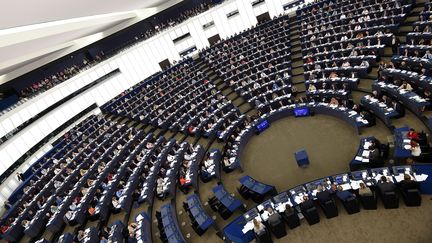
[299,0,412,106]
[201,15,294,113]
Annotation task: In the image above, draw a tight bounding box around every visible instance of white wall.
[0,0,314,184]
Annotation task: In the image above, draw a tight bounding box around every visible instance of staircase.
[288,16,306,97]
[194,57,255,115]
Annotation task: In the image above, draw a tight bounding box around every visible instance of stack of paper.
[414,173,429,182]
[363,141,371,149]
[340,183,352,191]
[394,174,405,182]
[362,150,370,157]
[350,180,362,190]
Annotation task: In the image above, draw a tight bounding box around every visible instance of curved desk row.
[181,145,205,191]
[223,165,431,243]
[349,136,377,171]
[183,194,215,235]
[158,202,186,243]
[360,95,401,127]
[200,148,222,182]
[227,102,369,171]
[238,175,277,203]
[372,81,430,117]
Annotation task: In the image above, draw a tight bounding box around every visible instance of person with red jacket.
[407,128,420,141]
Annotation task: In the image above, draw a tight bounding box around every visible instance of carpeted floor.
[269,196,432,243]
[240,115,360,191]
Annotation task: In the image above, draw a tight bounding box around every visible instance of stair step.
[292,75,304,83]
[399,25,413,32]
[292,60,304,68]
[292,53,302,59]
[292,67,304,76]
[405,16,419,23]
[384,47,393,56]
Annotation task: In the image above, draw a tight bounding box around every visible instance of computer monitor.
[294,107,310,117]
[256,120,270,132]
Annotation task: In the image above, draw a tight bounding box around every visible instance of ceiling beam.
[0,0,184,85]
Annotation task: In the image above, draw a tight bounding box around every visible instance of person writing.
[316,185,331,204]
[377,176,396,194]
[400,174,420,193]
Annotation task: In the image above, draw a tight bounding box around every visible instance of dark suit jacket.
[268,213,282,226]
[316,190,331,204]
[377,181,396,194]
[400,180,420,192]
[300,199,315,212]
[393,102,403,113]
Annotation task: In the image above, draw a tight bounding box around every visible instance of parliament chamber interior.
[2,0,432,242]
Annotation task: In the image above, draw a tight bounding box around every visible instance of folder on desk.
[340,183,351,191]
[362,150,370,157]
[414,174,428,182]
[394,174,405,182]
[350,180,361,190]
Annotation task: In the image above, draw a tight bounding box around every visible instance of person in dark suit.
[391,101,404,118]
[336,186,354,201]
[400,174,420,193]
[391,35,400,54]
[300,195,314,211]
[369,146,380,162]
[266,208,282,226]
[316,185,331,204]
[377,176,396,194]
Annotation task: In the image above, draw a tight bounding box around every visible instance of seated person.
[398,81,413,91]
[368,145,382,165]
[411,141,422,157]
[336,186,355,201]
[284,204,296,217]
[300,195,314,212]
[399,174,420,193]
[308,84,317,92]
[358,183,373,196]
[377,176,396,195]
[253,218,266,235]
[266,208,282,226]
[329,72,338,78]
[316,185,331,204]
[329,97,339,106]
[407,128,420,141]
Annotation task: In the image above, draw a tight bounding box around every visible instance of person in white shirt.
[360,60,370,68]
[342,61,351,67]
[398,81,413,91]
[253,219,266,235]
[411,141,421,157]
[308,84,317,92]
[423,50,432,59]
